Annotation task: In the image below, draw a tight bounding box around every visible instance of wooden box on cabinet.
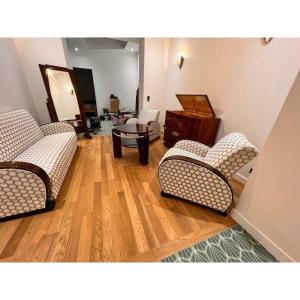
[163,94,220,147]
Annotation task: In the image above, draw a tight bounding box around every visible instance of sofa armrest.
[40,122,75,136]
[158,155,233,213]
[174,140,211,157]
[0,161,54,221]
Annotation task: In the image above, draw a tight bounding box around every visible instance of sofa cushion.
[14,132,77,198]
[0,109,44,161]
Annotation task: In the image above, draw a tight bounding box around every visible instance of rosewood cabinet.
[163,95,220,147]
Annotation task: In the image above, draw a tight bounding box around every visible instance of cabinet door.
[177,117,191,141]
[190,118,220,146]
[164,114,179,146]
[189,119,203,142]
[164,112,192,147]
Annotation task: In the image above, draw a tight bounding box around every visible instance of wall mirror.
[39,64,91,138]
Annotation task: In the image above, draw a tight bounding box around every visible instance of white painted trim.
[233,172,248,184]
[230,208,295,262]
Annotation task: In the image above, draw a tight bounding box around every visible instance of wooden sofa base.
[0,200,55,223]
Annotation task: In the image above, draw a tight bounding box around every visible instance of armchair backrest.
[204,132,258,179]
[139,109,160,124]
[0,109,43,161]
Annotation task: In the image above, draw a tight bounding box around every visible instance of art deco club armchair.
[158,133,258,215]
[126,109,161,142]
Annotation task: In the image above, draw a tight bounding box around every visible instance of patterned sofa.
[158,133,258,215]
[0,109,78,221]
[126,109,161,142]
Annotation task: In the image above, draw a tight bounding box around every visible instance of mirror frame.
[39,64,91,139]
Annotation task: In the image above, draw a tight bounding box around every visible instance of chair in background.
[126,109,161,142]
[158,132,258,215]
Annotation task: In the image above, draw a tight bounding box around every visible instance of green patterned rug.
[162,224,277,262]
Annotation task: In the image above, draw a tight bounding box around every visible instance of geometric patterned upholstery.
[139,109,160,142]
[174,140,211,157]
[40,122,75,136]
[126,109,161,142]
[15,132,78,198]
[158,132,258,213]
[159,157,233,212]
[204,132,258,180]
[160,147,206,165]
[138,109,160,124]
[0,109,78,220]
[0,168,47,218]
[0,109,44,161]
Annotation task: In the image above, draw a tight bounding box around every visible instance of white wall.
[143,38,300,179]
[231,71,300,262]
[141,38,169,124]
[13,38,68,124]
[0,39,38,120]
[68,51,139,115]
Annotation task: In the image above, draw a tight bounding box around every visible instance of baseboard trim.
[234,172,248,184]
[230,208,294,262]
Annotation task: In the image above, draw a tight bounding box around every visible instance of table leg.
[112,128,122,158]
[138,132,149,165]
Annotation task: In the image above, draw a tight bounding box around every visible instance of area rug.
[162,224,277,262]
[92,120,113,136]
[92,121,138,147]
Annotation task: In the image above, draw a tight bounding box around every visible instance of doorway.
[73,67,98,118]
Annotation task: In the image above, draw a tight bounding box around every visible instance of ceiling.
[65,38,140,54]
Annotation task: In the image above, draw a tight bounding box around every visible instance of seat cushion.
[0,109,44,161]
[14,132,77,198]
[174,140,210,157]
[160,148,205,166]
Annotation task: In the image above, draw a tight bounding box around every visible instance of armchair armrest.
[40,122,75,136]
[148,120,161,131]
[158,155,233,213]
[0,161,54,221]
[174,140,211,157]
[125,117,139,124]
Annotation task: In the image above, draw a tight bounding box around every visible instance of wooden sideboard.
[163,94,220,147]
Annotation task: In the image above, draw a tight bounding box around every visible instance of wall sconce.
[262,37,273,45]
[177,52,185,69]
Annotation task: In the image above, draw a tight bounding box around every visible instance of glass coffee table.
[112,124,153,165]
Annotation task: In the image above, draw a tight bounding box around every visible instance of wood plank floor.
[0,136,243,262]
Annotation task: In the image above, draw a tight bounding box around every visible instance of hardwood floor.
[0,136,243,262]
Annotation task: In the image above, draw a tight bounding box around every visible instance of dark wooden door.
[73,67,96,105]
[73,67,98,117]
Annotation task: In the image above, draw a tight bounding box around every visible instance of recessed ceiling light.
[130,48,135,52]
[74,47,79,52]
